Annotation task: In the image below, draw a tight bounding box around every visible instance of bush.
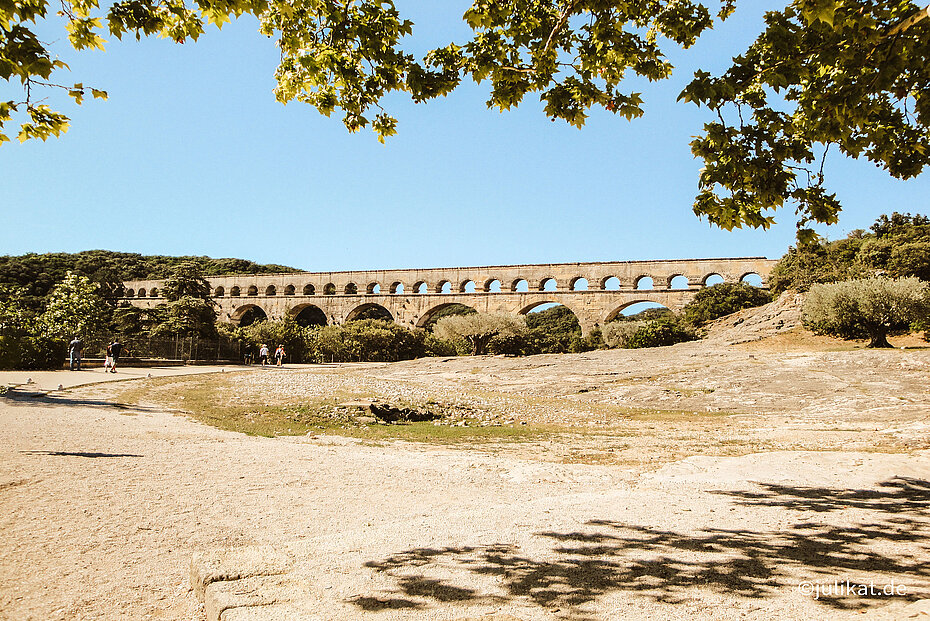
[682,282,772,327]
[602,318,696,349]
[308,320,431,362]
[0,335,66,370]
[433,313,526,355]
[803,277,930,348]
[602,321,647,348]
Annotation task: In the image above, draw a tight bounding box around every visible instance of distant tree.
[682,282,772,327]
[803,277,930,348]
[37,272,110,341]
[0,284,35,337]
[154,263,218,338]
[434,313,526,356]
[524,305,585,354]
[422,304,477,331]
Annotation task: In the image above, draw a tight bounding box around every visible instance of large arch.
[604,300,671,323]
[289,304,327,327]
[345,303,394,322]
[231,304,268,327]
[416,302,477,329]
[518,300,580,316]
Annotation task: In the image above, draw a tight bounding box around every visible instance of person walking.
[108,339,123,373]
[259,344,269,366]
[275,345,286,367]
[68,337,83,371]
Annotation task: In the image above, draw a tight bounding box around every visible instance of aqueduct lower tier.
[121,257,777,335]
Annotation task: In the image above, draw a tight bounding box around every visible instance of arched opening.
[414,281,428,294]
[437,281,452,294]
[229,286,240,297]
[137,288,147,298]
[522,303,583,354]
[485,279,502,292]
[512,279,529,292]
[417,303,477,330]
[213,286,224,297]
[345,282,358,295]
[460,280,477,293]
[284,284,295,296]
[247,285,259,296]
[232,304,268,327]
[605,301,672,323]
[346,303,393,322]
[303,284,315,295]
[149,288,158,298]
[571,277,588,291]
[323,283,336,295]
[669,275,690,290]
[704,273,725,286]
[291,304,327,327]
[539,278,558,292]
[265,285,277,296]
[635,276,654,290]
[390,282,404,294]
[601,276,620,291]
[741,272,764,287]
[125,288,135,298]
[367,282,381,294]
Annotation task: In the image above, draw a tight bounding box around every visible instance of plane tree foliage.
[5,0,930,231]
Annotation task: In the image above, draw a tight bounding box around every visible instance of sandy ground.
[1,333,929,621]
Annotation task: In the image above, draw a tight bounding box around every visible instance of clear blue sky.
[2,1,928,272]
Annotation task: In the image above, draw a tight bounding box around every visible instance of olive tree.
[803,277,930,347]
[433,312,526,356]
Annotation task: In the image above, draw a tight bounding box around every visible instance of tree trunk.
[867,328,893,348]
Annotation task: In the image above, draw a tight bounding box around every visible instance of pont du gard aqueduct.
[122,257,777,335]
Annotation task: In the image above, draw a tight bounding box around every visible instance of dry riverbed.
[1,328,929,620]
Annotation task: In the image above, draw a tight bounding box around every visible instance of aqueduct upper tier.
[121,257,777,335]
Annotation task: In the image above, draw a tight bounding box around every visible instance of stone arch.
[604,300,671,323]
[149,288,158,298]
[740,272,764,287]
[367,282,381,294]
[323,283,336,295]
[125,288,135,298]
[703,273,724,286]
[265,285,277,296]
[668,275,689,290]
[416,302,477,329]
[346,303,394,322]
[284,284,296,296]
[436,280,452,294]
[247,285,259,296]
[484,279,502,292]
[231,304,268,327]
[290,304,327,327]
[518,300,578,315]
[137,288,147,298]
[345,282,358,295]
[229,286,240,297]
[390,281,404,294]
[511,278,529,292]
[460,280,477,293]
[601,276,621,291]
[539,277,557,292]
[635,276,654,290]
[570,277,588,291]
[303,283,315,295]
[413,281,428,294]
[213,286,224,297]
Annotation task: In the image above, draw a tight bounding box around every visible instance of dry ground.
[1,327,929,620]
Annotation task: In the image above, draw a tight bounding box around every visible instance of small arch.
[512,279,529,292]
[740,272,764,287]
[290,304,327,327]
[604,301,671,323]
[601,277,620,291]
[417,302,477,329]
[213,286,224,297]
[247,285,259,296]
[284,284,296,296]
[571,277,588,291]
[484,279,502,292]
[137,288,147,298]
[303,283,315,295]
[669,275,689,290]
[460,280,476,293]
[323,283,336,295]
[703,273,724,286]
[125,288,135,298]
[231,304,268,327]
[635,276,654,290]
[539,278,558,292]
[414,281,428,294]
[437,280,452,294]
[346,303,393,322]
[345,282,358,295]
[367,282,381,294]
[149,288,158,298]
[265,285,277,296]
[390,282,404,294]
[229,286,240,297]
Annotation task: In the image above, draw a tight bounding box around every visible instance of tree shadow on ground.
[1,390,158,413]
[354,479,930,619]
[19,450,143,458]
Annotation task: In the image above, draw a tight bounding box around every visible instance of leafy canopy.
[3,0,930,230]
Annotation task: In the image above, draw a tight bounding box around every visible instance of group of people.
[244,344,286,367]
[67,337,124,373]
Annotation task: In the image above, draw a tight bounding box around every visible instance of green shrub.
[682,282,772,327]
[308,320,431,362]
[0,335,66,370]
[625,319,697,349]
